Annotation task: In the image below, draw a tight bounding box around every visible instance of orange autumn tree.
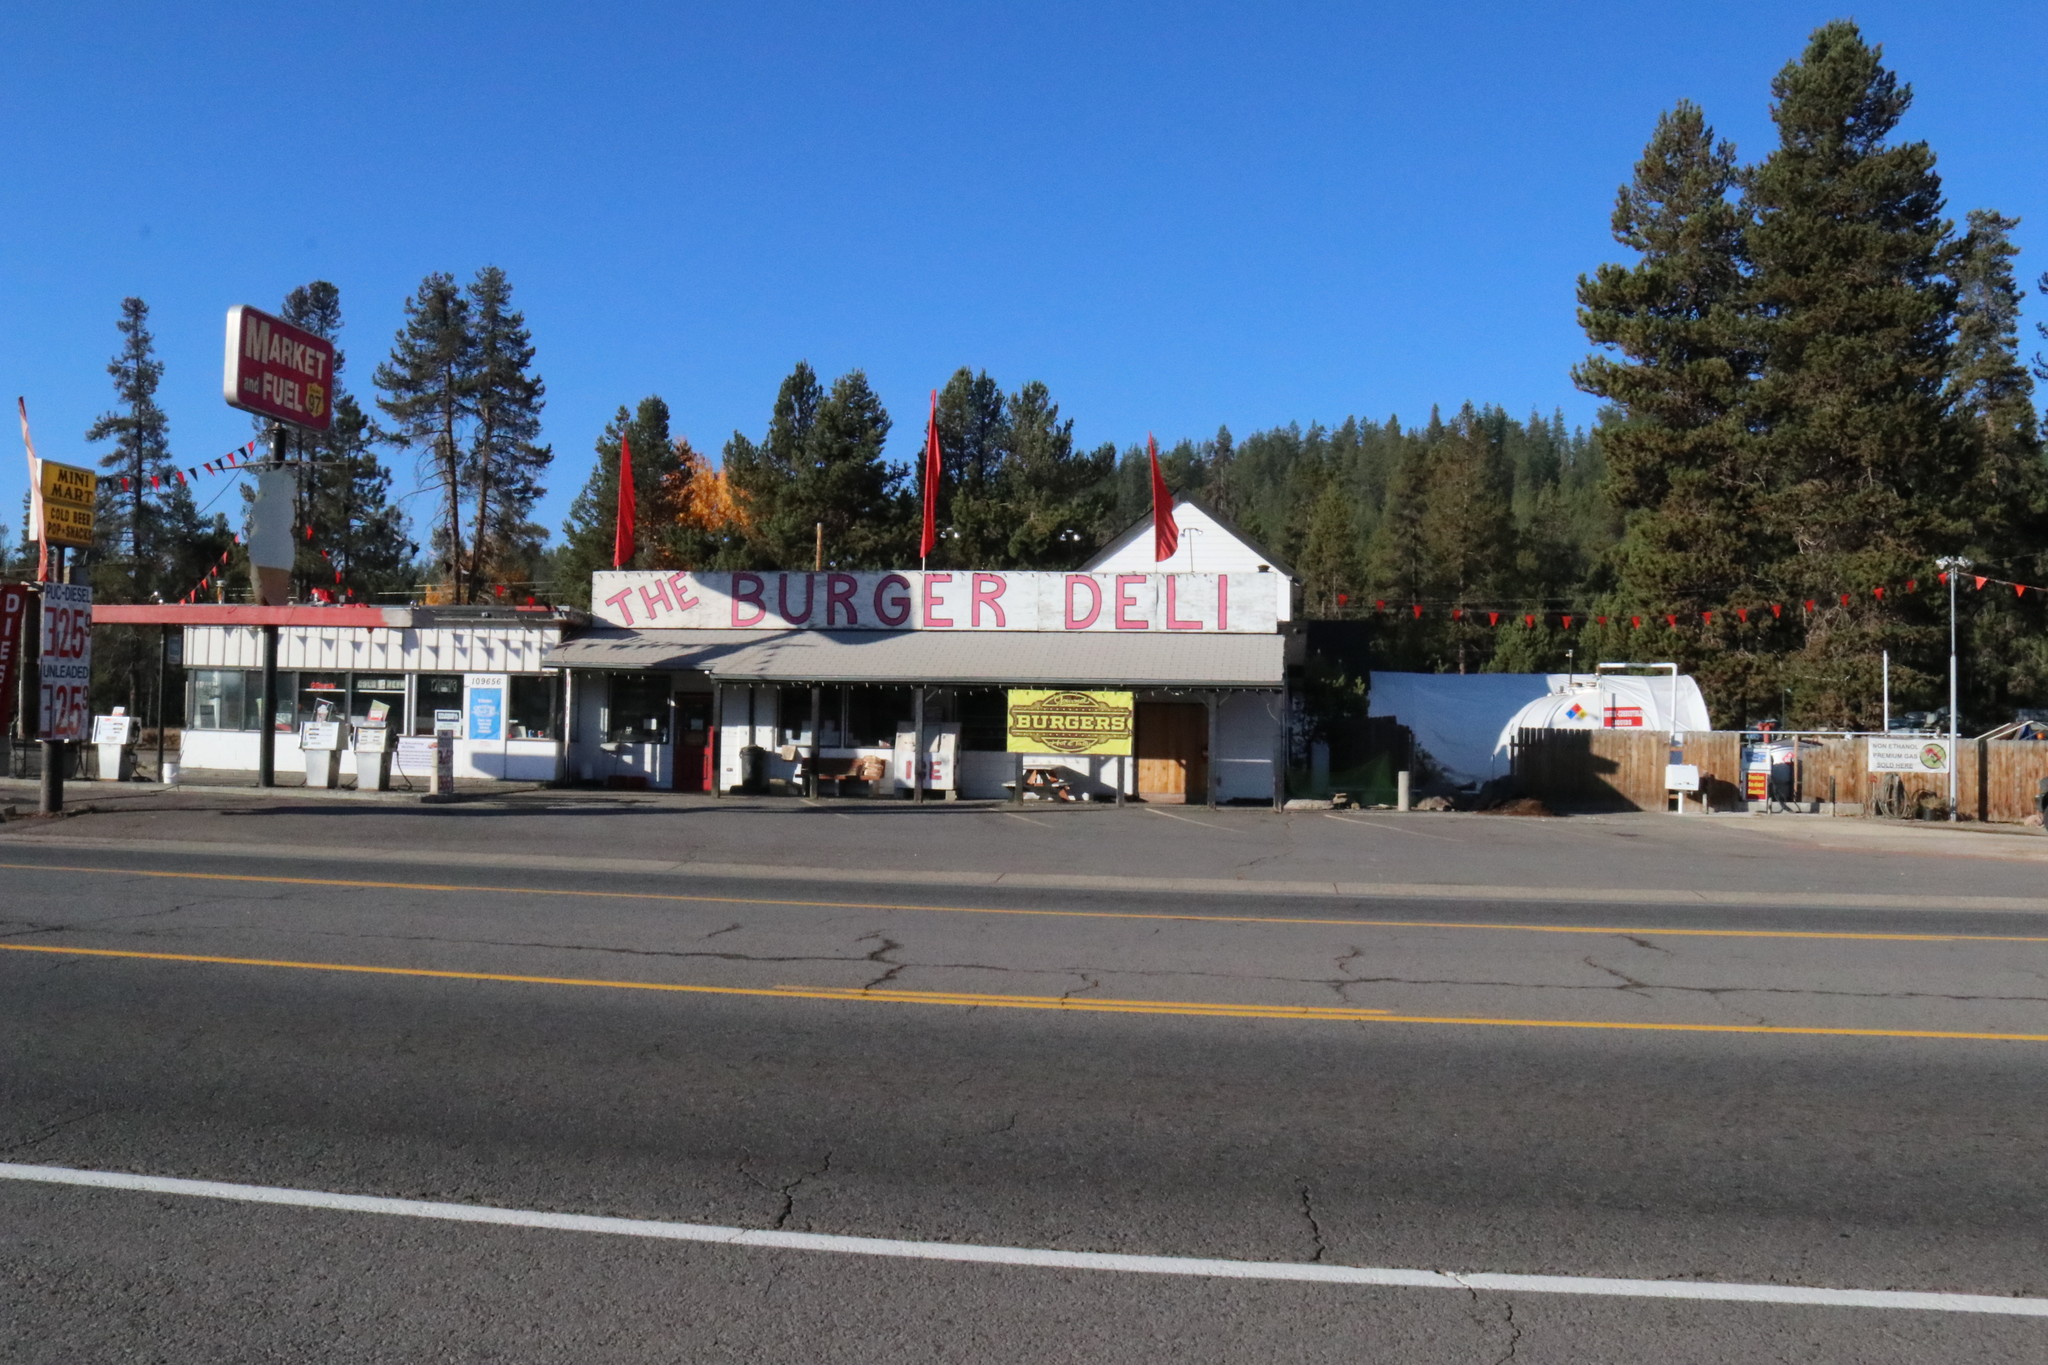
[649,435,746,569]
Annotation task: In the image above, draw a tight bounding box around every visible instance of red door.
[675,693,714,792]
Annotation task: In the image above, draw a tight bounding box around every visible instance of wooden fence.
[1511,728,2048,822]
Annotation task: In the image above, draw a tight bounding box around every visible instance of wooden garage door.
[1136,702,1207,803]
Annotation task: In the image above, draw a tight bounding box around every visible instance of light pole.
[1935,555,1971,822]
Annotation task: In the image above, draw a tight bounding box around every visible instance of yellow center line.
[3,859,2046,946]
[2,941,2043,1042]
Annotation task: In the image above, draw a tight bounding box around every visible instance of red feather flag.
[920,390,941,562]
[612,433,636,569]
[1149,434,1179,562]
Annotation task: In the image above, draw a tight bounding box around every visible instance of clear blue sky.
[5,2,2044,550]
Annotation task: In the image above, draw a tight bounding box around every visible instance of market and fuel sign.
[223,304,334,431]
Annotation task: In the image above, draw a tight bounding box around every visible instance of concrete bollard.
[1397,770,1411,812]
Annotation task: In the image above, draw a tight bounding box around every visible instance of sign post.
[38,581,91,813]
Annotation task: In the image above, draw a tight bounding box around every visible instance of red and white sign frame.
[223,304,335,432]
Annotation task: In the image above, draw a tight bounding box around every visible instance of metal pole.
[1881,649,1890,733]
[807,685,822,798]
[712,681,724,799]
[1204,692,1218,809]
[31,565,59,814]
[257,624,279,788]
[1948,565,1960,821]
[912,685,925,804]
[156,625,168,782]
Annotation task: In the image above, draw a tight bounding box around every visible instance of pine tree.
[807,370,908,567]
[270,282,412,602]
[1743,20,1961,726]
[1297,481,1363,616]
[934,368,1010,566]
[723,361,824,568]
[374,273,475,602]
[84,297,174,595]
[651,436,744,572]
[1000,380,1113,568]
[557,397,676,604]
[463,266,550,597]
[1575,101,1754,615]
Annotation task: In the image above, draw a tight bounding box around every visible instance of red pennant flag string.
[150,474,160,489]
[1487,612,1500,627]
[2019,584,2029,598]
[1906,579,1917,593]
[304,525,313,540]
[1597,615,1608,626]
[1664,613,1677,627]
[1411,603,1423,619]
[1938,572,1949,585]
[1374,599,1385,613]
[1523,614,1536,629]
[1630,616,1642,629]
[1736,607,1749,623]
[1974,576,1987,590]
[1451,607,1463,620]
[1803,600,1816,612]
[1771,603,1783,618]
[1873,586,1884,599]
[1838,593,1850,606]
[1562,614,1573,629]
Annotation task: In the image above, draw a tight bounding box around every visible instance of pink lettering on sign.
[922,573,954,628]
[602,588,637,627]
[826,573,859,627]
[874,574,912,627]
[971,573,1007,627]
[1217,575,1229,631]
[638,576,673,621]
[1165,576,1201,631]
[1064,575,1101,630]
[1114,574,1145,630]
[778,573,816,625]
[666,572,700,612]
[732,572,767,628]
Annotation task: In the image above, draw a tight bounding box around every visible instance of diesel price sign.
[223,304,335,432]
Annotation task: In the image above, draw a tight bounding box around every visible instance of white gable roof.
[1084,496,1293,620]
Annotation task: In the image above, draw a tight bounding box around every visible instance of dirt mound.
[1480,796,1553,817]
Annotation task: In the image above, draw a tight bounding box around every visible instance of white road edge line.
[3,1162,2041,1316]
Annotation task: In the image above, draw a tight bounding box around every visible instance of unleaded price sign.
[39,582,92,741]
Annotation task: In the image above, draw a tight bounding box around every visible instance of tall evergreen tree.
[375,273,475,602]
[84,297,173,590]
[725,363,909,568]
[1743,20,1961,725]
[1297,481,1363,617]
[463,266,550,596]
[1000,381,1113,568]
[934,368,1011,566]
[558,397,676,603]
[271,282,412,602]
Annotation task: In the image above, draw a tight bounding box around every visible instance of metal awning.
[542,628,1285,688]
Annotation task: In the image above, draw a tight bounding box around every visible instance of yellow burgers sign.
[1006,690,1134,756]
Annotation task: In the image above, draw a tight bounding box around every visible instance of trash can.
[352,723,395,791]
[739,745,768,795]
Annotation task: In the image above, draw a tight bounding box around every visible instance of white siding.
[184,625,560,672]
[1085,499,1293,621]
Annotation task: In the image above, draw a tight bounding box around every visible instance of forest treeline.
[18,20,2047,732]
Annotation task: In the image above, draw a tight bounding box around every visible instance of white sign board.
[299,720,343,751]
[1664,763,1701,792]
[1868,735,1951,774]
[38,582,91,741]
[91,715,137,745]
[588,570,1277,634]
[396,736,439,775]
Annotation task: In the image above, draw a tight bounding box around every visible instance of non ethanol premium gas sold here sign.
[223,304,335,431]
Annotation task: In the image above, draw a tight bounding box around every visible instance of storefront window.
[607,673,671,744]
[271,673,300,731]
[777,686,815,746]
[957,689,1006,752]
[299,674,348,729]
[413,674,463,735]
[846,688,913,748]
[508,674,557,740]
[188,670,248,731]
[350,675,407,727]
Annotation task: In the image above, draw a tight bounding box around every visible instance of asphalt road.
[4,832,2048,1361]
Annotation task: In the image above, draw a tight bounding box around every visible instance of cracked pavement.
[2,815,2047,1360]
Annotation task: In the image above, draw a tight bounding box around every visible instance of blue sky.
[4,2,2044,549]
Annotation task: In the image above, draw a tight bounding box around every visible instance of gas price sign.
[39,582,92,741]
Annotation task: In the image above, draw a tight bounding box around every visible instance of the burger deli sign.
[223,304,335,432]
[589,570,1276,634]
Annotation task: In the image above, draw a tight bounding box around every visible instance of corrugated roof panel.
[542,629,1283,687]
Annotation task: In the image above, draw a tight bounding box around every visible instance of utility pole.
[1936,555,1970,822]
